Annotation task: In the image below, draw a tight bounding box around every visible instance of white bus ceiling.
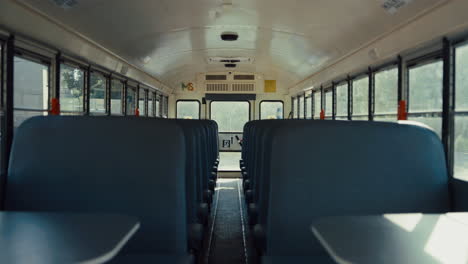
[2,0,468,95]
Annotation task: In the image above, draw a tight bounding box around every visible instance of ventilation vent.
[206,75,227,81]
[234,75,255,80]
[206,83,229,92]
[207,57,254,65]
[232,83,255,92]
[49,0,78,9]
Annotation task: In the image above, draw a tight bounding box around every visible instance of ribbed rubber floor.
[205,179,249,264]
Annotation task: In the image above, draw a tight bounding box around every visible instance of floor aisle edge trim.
[205,181,221,264]
[237,180,249,264]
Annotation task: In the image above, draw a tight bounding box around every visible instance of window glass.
[260,101,283,120]
[298,96,304,119]
[156,96,160,117]
[13,56,49,128]
[325,90,333,118]
[60,64,84,113]
[126,86,136,115]
[409,116,442,138]
[314,92,321,119]
[148,92,155,117]
[211,101,249,132]
[163,96,169,118]
[456,44,468,111]
[373,116,397,122]
[139,89,147,116]
[336,83,348,118]
[455,116,468,181]
[292,98,297,118]
[353,116,369,121]
[177,101,200,119]
[408,60,443,136]
[89,72,106,114]
[455,43,468,181]
[110,79,123,115]
[305,96,312,119]
[374,67,398,115]
[352,76,369,118]
[14,56,49,110]
[408,61,443,113]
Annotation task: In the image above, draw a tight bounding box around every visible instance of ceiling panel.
[19,0,446,89]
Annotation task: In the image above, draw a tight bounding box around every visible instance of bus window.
[314,91,321,119]
[139,88,147,116]
[455,43,468,181]
[260,101,283,120]
[110,79,123,115]
[305,96,312,119]
[374,67,398,121]
[325,89,332,119]
[408,59,443,137]
[211,101,249,132]
[60,63,84,114]
[89,72,107,114]
[352,76,369,120]
[298,95,304,119]
[336,83,348,120]
[148,92,155,117]
[292,97,297,119]
[163,96,168,118]
[177,100,200,119]
[126,86,136,115]
[155,95,161,117]
[13,56,49,128]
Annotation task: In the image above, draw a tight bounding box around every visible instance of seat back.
[176,120,205,224]
[264,121,450,256]
[5,116,189,255]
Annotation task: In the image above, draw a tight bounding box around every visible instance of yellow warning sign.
[264,80,277,93]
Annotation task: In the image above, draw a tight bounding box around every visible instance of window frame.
[155,93,162,117]
[305,95,312,119]
[406,53,443,115]
[334,80,349,120]
[110,77,125,116]
[13,49,51,113]
[405,54,444,138]
[126,84,137,116]
[259,100,284,120]
[176,99,201,119]
[313,89,321,119]
[350,73,370,120]
[88,69,109,115]
[148,91,156,117]
[138,86,148,117]
[324,87,333,119]
[372,63,399,121]
[158,95,169,118]
[59,60,87,115]
[291,97,297,119]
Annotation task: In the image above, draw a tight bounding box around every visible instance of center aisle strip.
[207,179,246,264]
